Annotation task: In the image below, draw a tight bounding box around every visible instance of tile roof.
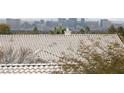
[0,64,62,73]
[0,34,123,73]
[0,34,123,62]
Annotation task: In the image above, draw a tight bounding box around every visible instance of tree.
[0,24,10,34]
[85,26,90,34]
[108,25,117,34]
[50,26,65,34]
[33,26,39,34]
[55,40,124,74]
[59,26,65,34]
[107,26,124,43]
[117,26,124,36]
[49,30,55,34]
[80,28,85,34]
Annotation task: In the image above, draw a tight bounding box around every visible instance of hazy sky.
[1,18,124,23]
[21,18,124,21]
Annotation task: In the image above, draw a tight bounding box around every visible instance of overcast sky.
[1,18,124,23]
[22,18,124,21]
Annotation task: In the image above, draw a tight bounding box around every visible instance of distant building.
[40,20,45,24]
[33,21,42,31]
[80,18,85,27]
[85,21,99,31]
[113,23,123,28]
[58,18,66,23]
[46,21,58,30]
[33,21,41,25]
[67,18,78,28]
[0,19,6,24]
[6,19,21,31]
[100,19,111,31]
[58,18,67,27]
[21,22,33,31]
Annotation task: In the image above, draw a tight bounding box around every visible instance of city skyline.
[1,18,124,22]
[1,18,124,32]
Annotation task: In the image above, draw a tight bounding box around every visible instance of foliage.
[117,26,124,36]
[107,25,124,36]
[79,26,90,34]
[80,28,85,34]
[107,25,117,34]
[85,26,90,34]
[0,24,11,34]
[56,40,124,74]
[107,25,124,43]
[50,26,65,34]
[33,26,39,34]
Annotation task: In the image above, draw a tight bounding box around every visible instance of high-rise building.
[33,21,43,31]
[58,18,67,27]
[40,20,45,24]
[100,19,111,31]
[58,18,66,23]
[85,21,99,31]
[6,18,21,31]
[80,18,85,27]
[21,22,33,31]
[67,18,78,29]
